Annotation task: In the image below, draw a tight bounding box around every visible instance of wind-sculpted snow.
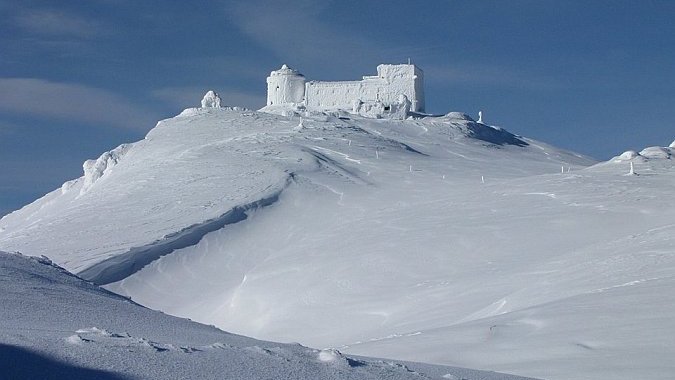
[78,177,292,285]
[1,251,535,380]
[438,112,528,147]
[81,143,133,194]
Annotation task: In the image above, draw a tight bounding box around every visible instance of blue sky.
[2,0,675,216]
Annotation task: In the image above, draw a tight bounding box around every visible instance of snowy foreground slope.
[1,105,674,380]
[0,251,529,380]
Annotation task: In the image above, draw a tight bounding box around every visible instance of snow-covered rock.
[669,140,675,148]
[81,143,132,194]
[616,150,640,160]
[443,111,475,121]
[639,146,671,159]
[200,90,221,108]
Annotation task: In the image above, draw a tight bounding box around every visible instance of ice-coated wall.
[362,64,424,112]
[265,63,425,114]
[304,81,361,109]
[304,64,425,113]
[266,64,306,106]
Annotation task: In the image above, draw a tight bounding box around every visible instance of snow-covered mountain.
[1,100,674,380]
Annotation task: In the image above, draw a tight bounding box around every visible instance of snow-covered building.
[266,63,425,116]
[266,64,306,107]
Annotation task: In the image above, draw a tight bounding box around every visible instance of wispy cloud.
[152,86,265,111]
[14,9,104,38]
[0,78,158,130]
[426,63,565,91]
[159,56,271,82]
[225,0,383,69]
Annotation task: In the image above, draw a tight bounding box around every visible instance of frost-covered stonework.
[265,63,424,118]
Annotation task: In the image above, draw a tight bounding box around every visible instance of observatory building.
[266,63,425,116]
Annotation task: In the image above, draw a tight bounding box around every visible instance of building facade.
[266,63,425,114]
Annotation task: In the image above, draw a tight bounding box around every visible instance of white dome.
[270,64,304,77]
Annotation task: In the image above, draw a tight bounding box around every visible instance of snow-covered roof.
[269,64,304,77]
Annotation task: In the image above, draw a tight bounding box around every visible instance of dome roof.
[270,64,304,77]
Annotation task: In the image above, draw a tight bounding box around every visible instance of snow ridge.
[79,175,294,285]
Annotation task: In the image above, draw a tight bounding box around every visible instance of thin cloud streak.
[426,63,566,91]
[159,56,271,82]
[0,78,158,130]
[226,0,382,68]
[14,8,105,38]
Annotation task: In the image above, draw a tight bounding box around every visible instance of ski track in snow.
[312,145,362,164]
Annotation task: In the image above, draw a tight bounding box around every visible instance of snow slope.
[0,251,530,380]
[0,108,589,274]
[2,104,673,379]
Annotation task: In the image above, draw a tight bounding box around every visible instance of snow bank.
[318,348,343,363]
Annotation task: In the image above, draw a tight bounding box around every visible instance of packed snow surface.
[2,106,674,380]
[0,251,529,380]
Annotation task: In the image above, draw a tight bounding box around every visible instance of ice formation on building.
[266,63,424,117]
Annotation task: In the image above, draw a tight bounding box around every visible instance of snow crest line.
[78,176,294,285]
